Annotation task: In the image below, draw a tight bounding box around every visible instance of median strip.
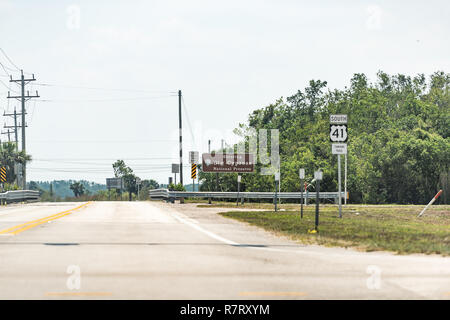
[0,202,91,236]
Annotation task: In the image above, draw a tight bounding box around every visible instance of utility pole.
[178,90,183,186]
[3,108,24,151]
[1,129,11,142]
[8,70,39,189]
[3,123,26,141]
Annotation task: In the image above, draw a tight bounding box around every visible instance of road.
[0,201,449,299]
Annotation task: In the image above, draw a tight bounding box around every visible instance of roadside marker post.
[191,164,197,191]
[274,172,280,212]
[0,166,5,205]
[418,190,443,217]
[236,174,241,206]
[314,170,323,232]
[299,168,305,218]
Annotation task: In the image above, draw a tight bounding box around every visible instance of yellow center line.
[239,292,307,297]
[0,202,91,235]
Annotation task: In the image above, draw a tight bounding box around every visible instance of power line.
[28,139,177,143]
[33,157,177,161]
[181,96,196,145]
[35,96,173,103]
[34,82,177,94]
[0,48,20,71]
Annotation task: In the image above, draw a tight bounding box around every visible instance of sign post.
[314,170,323,232]
[330,114,347,219]
[299,168,305,218]
[172,163,180,185]
[344,154,347,205]
[236,175,241,206]
[274,172,280,212]
[136,177,141,200]
[190,151,198,192]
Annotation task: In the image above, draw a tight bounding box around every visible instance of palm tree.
[0,142,32,184]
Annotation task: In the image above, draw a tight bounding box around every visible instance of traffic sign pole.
[300,178,303,218]
[236,175,241,206]
[274,173,280,212]
[274,179,278,212]
[330,114,347,219]
[338,154,342,218]
[344,154,347,205]
[315,178,320,231]
[299,168,305,219]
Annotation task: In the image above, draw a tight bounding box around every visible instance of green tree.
[0,142,31,185]
[112,160,137,201]
[70,182,85,197]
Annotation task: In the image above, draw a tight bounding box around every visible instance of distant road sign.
[171,164,180,173]
[332,143,348,154]
[314,170,323,180]
[189,151,199,164]
[299,168,305,179]
[202,153,254,173]
[274,172,280,181]
[330,124,348,142]
[135,177,141,185]
[330,114,347,124]
[191,164,197,179]
[106,177,123,189]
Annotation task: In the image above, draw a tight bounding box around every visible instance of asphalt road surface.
[0,201,448,299]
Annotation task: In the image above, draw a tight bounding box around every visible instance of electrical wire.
[181,96,196,145]
[0,48,20,71]
[35,95,173,103]
[34,82,177,94]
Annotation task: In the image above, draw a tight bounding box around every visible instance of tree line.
[199,71,449,204]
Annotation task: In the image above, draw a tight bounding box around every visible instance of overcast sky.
[0,0,448,184]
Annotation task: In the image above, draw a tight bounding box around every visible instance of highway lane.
[0,201,449,299]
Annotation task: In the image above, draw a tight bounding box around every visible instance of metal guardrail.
[149,189,345,202]
[0,190,40,202]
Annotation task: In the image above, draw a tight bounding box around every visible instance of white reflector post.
[418,190,443,217]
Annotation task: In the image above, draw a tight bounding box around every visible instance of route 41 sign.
[330,124,348,142]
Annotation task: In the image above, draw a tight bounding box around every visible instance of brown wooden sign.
[202,153,254,173]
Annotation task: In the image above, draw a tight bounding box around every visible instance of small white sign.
[189,151,199,164]
[330,114,347,124]
[237,175,241,183]
[314,171,323,180]
[299,168,305,179]
[332,143,347,154]
[274,172,280,181]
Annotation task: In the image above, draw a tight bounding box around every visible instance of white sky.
[0,0,448,184]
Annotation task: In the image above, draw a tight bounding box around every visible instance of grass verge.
[218,205,450,256]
